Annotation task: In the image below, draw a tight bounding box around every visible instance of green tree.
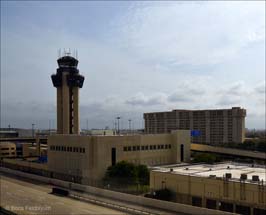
[193,153,217,164]
[104,161,150,185]
[136,164,149,185]
[104,161,138,184]
[154,189,173,201]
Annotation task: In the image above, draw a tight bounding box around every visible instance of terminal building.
[0,142,16,158]
[144,107,246,144]
[48,54,191,183]
[150,162,265,215]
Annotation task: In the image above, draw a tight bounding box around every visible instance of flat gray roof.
[152,162,266,185]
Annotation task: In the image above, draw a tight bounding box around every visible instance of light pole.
[32,123,35,137]
[128,119,132,134]
[116,117,121,135]
[49,120,51,135]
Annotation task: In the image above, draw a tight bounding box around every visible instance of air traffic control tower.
[51,53,84,134]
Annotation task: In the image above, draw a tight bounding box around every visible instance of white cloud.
[114,1,265,66]
[1,2,265,129]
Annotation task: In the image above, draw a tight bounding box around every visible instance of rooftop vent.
[225,173,232,179]
[209,175,216,178]
[185,168,189,170]
[209,168,212,171]
[240,174,247,180]
[170,168,173,172]
[227,166,230,169]
[252,175,259,181]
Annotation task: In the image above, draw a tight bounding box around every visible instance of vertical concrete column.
[62,73,70,134]
[36,136,40,157]
[57,87,63,134]
[164,112,168,133]
[73,87,80,134]
[205,111,210,144]
[223,110,228,143]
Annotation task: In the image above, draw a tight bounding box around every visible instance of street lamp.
[128,119,132,134]
[32,123,35,137]
[116,117,121,135]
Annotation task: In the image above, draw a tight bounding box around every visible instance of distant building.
[22,143,47,157]
[150,162,266,215]
[0,130,18,138]
[0,142,16,158]
[87,129,115,136]
[144,107,246,144]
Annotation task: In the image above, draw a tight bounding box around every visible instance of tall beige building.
[144,107,246,144]
[51,54,84,134]
[48,130,191,182]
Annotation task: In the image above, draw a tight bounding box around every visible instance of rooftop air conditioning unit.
[240,174,247,180]
[225,173,232,179]
[252,175,259,181]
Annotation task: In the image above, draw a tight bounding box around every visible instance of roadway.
[191,143,266,160]
[0,173,125,215]
[0,172,188,215]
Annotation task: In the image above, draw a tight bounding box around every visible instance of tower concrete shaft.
[51,55,84,134]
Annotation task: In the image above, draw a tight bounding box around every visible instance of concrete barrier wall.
[0,167,234,215]
[2,158,48,170]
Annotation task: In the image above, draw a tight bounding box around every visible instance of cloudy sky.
[1,1,265,130]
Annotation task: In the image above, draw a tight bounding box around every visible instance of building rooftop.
[152,162,266,185]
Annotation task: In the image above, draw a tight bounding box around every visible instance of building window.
[128,146,132,151]
[153,145,156,150]
[150,145,153,150]
[169,144,171,149]
[67,147,69,152]
[158,145,161,149]
[165,144,168,149]
[137,146,140,151]
[141,146,145,150]
[161,145,164,149]
[79,148,82,153]
[123,146,127,151]
[133,146,136,151]
[145,145,148,150]
[70,147,72,152]
[83,148,85,153]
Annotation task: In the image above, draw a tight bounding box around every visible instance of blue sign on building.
[191,130,201,137]
[38,156,47,163]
